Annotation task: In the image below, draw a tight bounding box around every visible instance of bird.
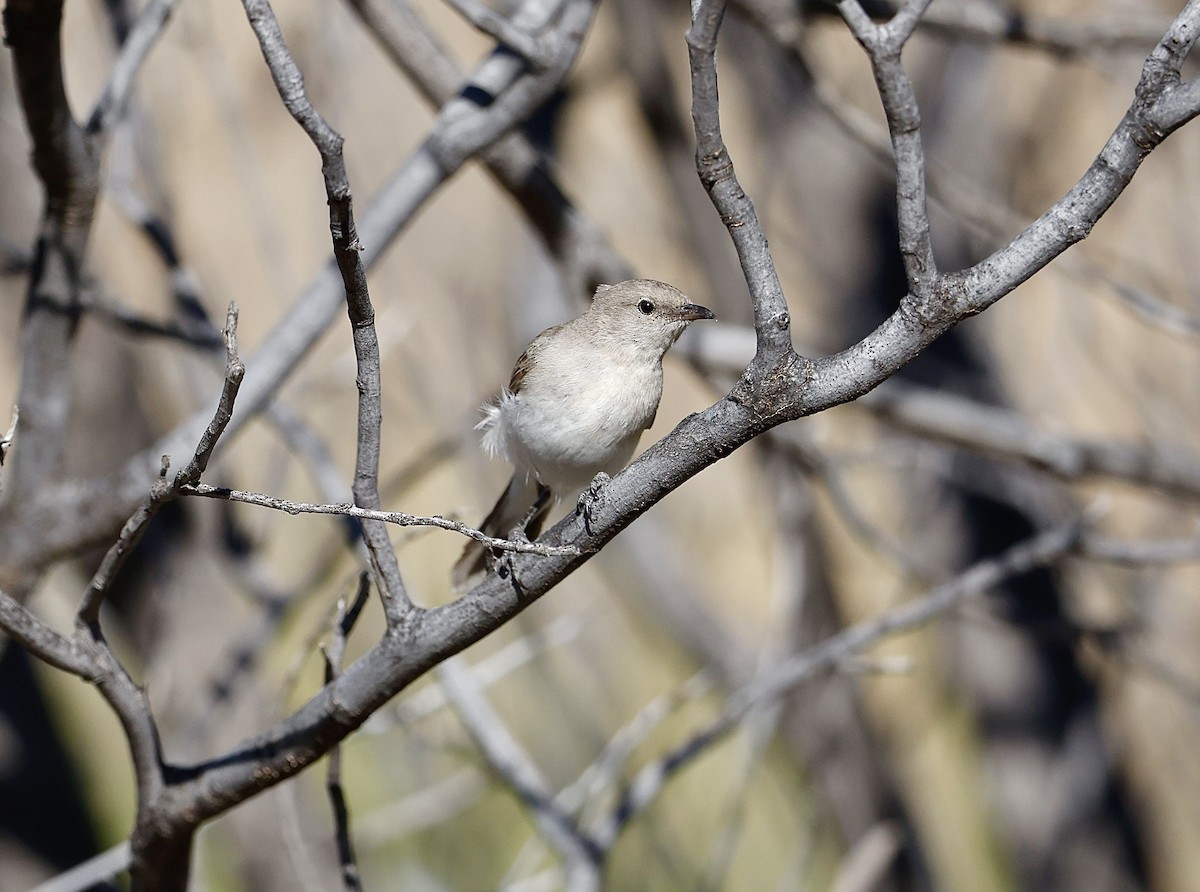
[452,279,716,588]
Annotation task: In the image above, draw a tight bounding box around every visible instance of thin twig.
[175,304,245,486]
[180,483,581,557]
[78,304,243,628]
[76,457,170,630]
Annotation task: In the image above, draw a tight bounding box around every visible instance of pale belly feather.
[493,356,664,491]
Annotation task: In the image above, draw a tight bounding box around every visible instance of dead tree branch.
[241,0,413,622]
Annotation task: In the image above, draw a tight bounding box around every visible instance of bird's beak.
[677,303,717,322]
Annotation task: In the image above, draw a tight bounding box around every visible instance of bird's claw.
[491,549,527,597]
[486,524,532,593]
[576,472,610,535]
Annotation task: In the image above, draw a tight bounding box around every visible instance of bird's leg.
[485,538,526,596]
[488,483,552,588]
[521,483,552,533]
[493,552,527,597]
[576,472,610,536]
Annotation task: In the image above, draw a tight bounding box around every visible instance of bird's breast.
[501,352,665,490]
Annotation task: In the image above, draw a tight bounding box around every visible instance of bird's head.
[588,279,716,355]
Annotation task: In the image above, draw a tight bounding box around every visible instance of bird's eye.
[637,299,655,315]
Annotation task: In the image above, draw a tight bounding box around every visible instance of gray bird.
[453,279,716,588]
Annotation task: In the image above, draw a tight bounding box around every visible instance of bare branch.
[4,0,99,507]
[837,0,936,293]
[180,483,581,557]
[0,587,101,678]
[3,0,98,220]
[882,0,934,47]
[78,305,243,628]
[175,304,245,487]
[859,381,1200,501]
[442,0,557,68]
[240,0,413,624]
[85,0,179,135]
[686,0,791,358]
[76,459,169,630]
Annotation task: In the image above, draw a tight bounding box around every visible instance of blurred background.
[2,0,1200,889]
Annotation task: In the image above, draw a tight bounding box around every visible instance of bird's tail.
[452,474,552,590]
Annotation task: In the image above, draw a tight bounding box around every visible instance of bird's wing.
[508,323,565,393]
[509,347,535,394]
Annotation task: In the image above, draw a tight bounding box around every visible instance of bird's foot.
[486,524,533,594]
[491,548,528,598]
[520,483,552,531]
[576,472,611,535]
